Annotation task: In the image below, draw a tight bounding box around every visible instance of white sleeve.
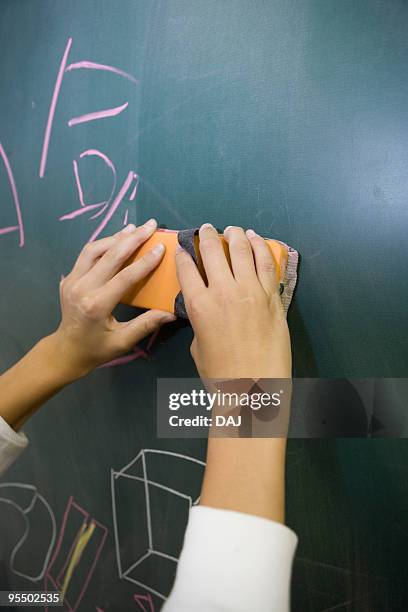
[164,505,297,612]
[0,416,28,476]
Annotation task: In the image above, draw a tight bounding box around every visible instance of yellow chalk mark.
[61,521,96,600]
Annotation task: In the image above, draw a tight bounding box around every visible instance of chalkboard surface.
[1,1,408,610]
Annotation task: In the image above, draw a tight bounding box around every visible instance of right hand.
[175,223,291,380]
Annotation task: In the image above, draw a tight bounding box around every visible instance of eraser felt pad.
[121,228,298,319]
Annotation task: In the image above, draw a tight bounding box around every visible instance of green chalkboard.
[1,1,408,610]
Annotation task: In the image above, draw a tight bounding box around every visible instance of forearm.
[200,437,287,523]
[0,333,78,431]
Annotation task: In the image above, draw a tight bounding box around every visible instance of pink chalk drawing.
[61,149,117,220]
[67,169,137,243]
[99,327,161,369]
[37,37,158,367]
[71,149,116,210]
[60,150,139,244]
[38,37,142,244]
[100,346,148,369]
[68,102,129,127]
[87,171,137,243]
[39,38,72,179]
[65,61,139,84]
[134,593,155,611]
[0,141,24,247]
[39,37,138,179]
[44,496,108,612]
[146,330,160,353]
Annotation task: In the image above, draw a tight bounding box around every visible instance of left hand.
[52,220,175,379]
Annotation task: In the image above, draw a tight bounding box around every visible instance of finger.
[85,218,158,289]
[98,242,167,313]
[116,309,176,348]
[198,223,232,286]
[246,229,278,295]
[175,246,205,299]
[223,226,256,284]
[69,224,136,280]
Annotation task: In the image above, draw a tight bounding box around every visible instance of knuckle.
[259,257,275,273]
[234,239,251,256]
[111,244,126,261]
[177,258,193,276]
[82,242,95,256]
[217,284,234,301]
[177,254,192,269]
[142,249,158,267]
[67,281,82,301]
[187,292,207,316]
[175,248,188,262]
[142,316,156,336]
[200,236,219,253]
[119,264,135,283]
[78,294,100,318]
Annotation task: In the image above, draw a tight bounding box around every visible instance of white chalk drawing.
[111,449,205,600]
[0,482,56,582]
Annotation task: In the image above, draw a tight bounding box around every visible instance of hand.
[175,223,291,380]
[53,220,175,379]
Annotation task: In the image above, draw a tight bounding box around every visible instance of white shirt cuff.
[164,505,298,612]
[0,416,28,476]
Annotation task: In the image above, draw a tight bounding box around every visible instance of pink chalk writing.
[65,61,139,84]
[134,593,155,612]
[66,149,117,214]
[39,37,73,178]
[35,37,159,368]
[0,141,24,247]
[59,155,139,244]
[100,347,148,368]
[129,178,139,202]
[88,170,135,243]
[39,37,138,178]
[146,329,160,353]
[68,102,129,127]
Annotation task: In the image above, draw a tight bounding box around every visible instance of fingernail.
[145,218,157,228]
[200,223,214,231]
[224,225,233,232]
[246,229,257,238]
[122,223,136,233]
[162,313,177,323]
[152,243,165,255]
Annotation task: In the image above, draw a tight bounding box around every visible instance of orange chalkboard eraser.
[121,228,298,318]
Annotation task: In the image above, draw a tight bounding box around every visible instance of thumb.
[117,309,176,348]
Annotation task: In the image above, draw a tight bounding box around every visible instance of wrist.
[0,333,85,432]
[38,332,88,385]
[201,438,287,523]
